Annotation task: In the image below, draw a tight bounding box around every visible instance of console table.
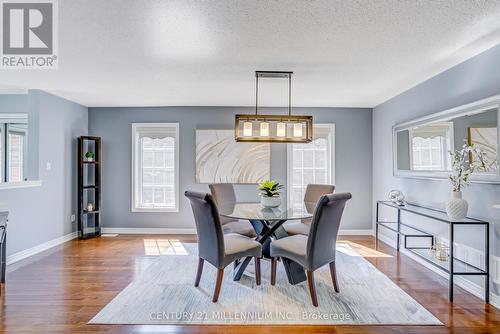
[0,204,8,295]
[376,201,489,303]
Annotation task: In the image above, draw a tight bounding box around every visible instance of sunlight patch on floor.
[143,239,189,256]
[338,241,392,258]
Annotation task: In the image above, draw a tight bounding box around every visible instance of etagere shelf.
[77,136,101,239]
[376,200,490,304]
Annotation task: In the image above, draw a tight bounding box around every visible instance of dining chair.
[209,183,257,237]
[283,184,335,236]
[185,191,262,302]
[270,192,352,307]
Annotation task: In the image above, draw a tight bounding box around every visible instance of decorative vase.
[445,191,468,219]
[261,196,281,208]
[86,157,94,162]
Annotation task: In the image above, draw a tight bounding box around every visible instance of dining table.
[218,201,315,285]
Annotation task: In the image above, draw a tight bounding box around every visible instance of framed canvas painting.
[195,130,271,183]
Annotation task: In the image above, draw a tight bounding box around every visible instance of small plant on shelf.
[258,180,284,208]
[85,151,95,162]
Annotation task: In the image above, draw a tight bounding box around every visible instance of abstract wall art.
[468,126,499,173]
[195,129,271,183]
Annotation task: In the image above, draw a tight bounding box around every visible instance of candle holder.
[434,241,450,261]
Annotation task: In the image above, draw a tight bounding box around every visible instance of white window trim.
[0,114,29,183]
[131,123,180,213]
[286,123,336,208]
[0,180,42,190]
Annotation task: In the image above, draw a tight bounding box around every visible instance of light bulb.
[293,123,303,137]
[277,122,286,137]
[243,122,252,136]
[260,122,269,136]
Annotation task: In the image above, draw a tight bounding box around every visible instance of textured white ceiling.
[2,0,500,107]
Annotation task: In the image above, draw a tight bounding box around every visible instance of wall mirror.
[0,113,29,183]
[393,95,500,183]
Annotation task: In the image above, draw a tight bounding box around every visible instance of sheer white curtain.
[132,124,179,212]
[287,124,335,210]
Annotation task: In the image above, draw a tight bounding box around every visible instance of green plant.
[258,180,284,198]
[85,151,95,159]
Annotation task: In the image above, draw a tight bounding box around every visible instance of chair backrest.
[304,184,335,204]
[185,191,225,267]
[209,183,237,224]
[306,192,351,271]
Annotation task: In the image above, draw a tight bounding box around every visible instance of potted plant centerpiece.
[446,143,485,219]
[85,151,95,162]
[258,180,284,208]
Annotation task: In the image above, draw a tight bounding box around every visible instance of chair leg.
[306,270,318,307]
[329,261,340,293]
[271,257,277,286]
[194,258,204,287]
[255,257,261,286]
[212,268,224,303]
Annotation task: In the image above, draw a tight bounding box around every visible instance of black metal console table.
[0,206,7,295]
[376,200,489,304]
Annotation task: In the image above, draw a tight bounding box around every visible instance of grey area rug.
[90,242,442,325]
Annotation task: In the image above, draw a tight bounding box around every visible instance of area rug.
[90,242,442,325]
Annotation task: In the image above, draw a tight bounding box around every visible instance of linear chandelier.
[235,71,313,143]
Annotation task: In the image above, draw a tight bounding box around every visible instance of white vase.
[261,196,281,208]
[445,191,468,220]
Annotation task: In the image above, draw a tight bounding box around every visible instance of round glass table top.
[218,202,315,221]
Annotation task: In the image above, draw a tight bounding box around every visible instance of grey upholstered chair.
[185,191,262,302]
[283,184,335,236]
[209,183,256,237]
[270,192,352,307]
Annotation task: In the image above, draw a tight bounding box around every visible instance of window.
[409,122,453,171]
[8,130,24,182]
[287,124,335,210]
[0,119,28,183]
[132,123,179,212]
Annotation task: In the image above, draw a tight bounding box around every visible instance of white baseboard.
[377,233,500,309]
[101,227,197,235]
[7,231,77,265]
[100,227,373,236]
[338,229,374,235]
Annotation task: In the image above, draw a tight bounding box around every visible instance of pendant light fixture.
[235,71,313,143]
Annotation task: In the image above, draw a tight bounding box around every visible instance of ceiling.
[2,0,500,108]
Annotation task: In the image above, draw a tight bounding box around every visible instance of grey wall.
[0,90,88,256]
[0,93,39,180]
[88,106,372,231]
[373,43,500,297]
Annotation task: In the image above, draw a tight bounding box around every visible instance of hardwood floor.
[0,235,498,333]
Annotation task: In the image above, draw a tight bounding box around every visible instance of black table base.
[233,219,307,285]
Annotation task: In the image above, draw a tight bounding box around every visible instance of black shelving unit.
[78,136,101,239]
[376,201,489,304]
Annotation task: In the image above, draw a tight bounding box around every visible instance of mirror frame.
[393,94,500,183]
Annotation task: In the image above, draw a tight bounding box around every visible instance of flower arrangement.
[258,180,284,198]
[448,143,486,192]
